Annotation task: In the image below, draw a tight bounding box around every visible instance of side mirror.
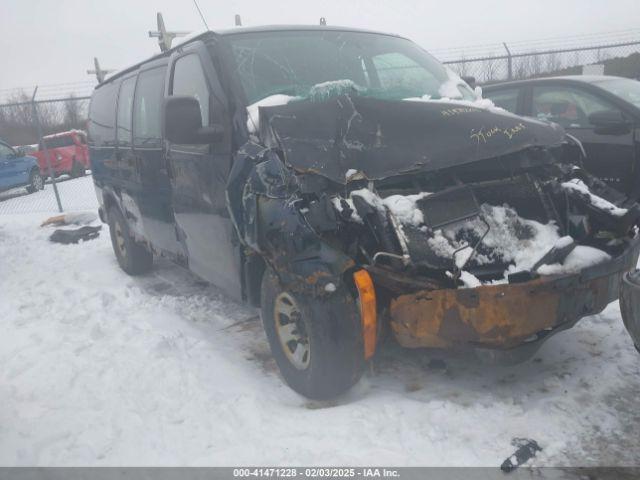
[16,148,25,157]
[461,76,477,89]
[163,95,224,144]
[588,110,629,129]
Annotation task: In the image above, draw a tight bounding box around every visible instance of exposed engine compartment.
[226,93,640,352]
[230,137,639,292]
[296,149,639,291]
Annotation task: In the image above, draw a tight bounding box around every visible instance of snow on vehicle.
[89,26,640,399]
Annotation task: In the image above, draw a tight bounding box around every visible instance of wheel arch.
[102,189,122,222]
[243,252,266,307]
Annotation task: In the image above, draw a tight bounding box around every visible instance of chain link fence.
[0,94,97,215]
[439,40,640,84]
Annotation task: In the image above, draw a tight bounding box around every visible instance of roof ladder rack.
[148,12,190,52]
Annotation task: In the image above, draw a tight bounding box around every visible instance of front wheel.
[260,268,366,399]
[107,206,153,275]
[25,169,44,193]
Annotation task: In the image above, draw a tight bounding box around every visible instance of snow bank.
[246,94,296,134]
[561,179,628,217]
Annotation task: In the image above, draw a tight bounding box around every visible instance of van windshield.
[225,30,476,105]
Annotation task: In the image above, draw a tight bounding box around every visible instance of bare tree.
[529,53,543,77]
[452,55,470,77]
[63,94,82,128]
[545,52,562,74]
[0,89,88,145]
[482,55,500,82]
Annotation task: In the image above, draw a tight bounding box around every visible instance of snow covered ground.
[1,177,640,467]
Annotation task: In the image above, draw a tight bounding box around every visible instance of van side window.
[172,55,210,126]
[116,77,136,146]
[133,67,165,147]
[88,81,118,147]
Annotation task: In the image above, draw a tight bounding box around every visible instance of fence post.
[31,87,63,213]
[503,42,513,80]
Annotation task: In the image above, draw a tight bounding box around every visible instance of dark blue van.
[88,26,640,399]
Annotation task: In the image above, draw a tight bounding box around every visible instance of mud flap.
[620,269,640,352]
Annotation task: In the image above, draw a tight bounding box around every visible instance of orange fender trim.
[354,269,377,360]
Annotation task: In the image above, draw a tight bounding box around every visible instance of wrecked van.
[89,26,640,399]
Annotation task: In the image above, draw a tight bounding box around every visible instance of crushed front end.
[228,93,640,358]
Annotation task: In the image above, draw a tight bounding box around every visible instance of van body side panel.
[90,38,244,301]
[88,81,121,209]
[132,64,184,256]
[167,44,244,301]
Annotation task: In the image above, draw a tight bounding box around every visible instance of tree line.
[0,91,87,147]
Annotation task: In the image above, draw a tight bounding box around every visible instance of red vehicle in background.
[34,130,90,178]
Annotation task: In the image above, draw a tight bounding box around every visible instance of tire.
[260,268,366,399]
[70,160,85,178]
[620,270,640,354]
[107,206,153,275]
[25,169,44,193]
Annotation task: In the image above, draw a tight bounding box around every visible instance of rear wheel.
[25,169,44,193]
[260,268,366,399]
[107,206,153,275]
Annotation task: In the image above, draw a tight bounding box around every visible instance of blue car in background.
[0,139,44,194]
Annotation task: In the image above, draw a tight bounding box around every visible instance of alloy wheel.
[274,292,311,370]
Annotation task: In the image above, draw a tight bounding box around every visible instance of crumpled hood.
[258,95,566,184]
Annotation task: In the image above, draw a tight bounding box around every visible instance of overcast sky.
[1,0,639,93]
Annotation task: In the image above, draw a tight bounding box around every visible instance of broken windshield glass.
[224,30,476,105]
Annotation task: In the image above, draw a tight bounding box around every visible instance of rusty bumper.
[390,237,640,350]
